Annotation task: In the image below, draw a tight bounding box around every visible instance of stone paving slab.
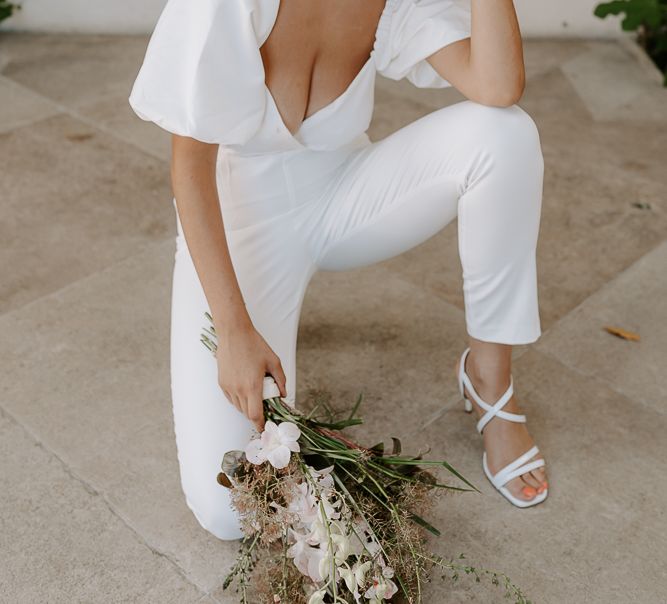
[562,40,667,122]
[78,90,172,161]
[0,74,60,133]
[0,240,240,594]
[536,239,667,415]
[297,264,468,444]
[0,32,172,160]
[0,411,205,603]
[0,33,147,109]
[403,349,667,603]
[0,112,173,314]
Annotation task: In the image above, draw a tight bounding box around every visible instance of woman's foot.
[455,346,547,503]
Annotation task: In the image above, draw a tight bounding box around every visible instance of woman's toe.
[531,461,547,488]
[521,470,543,490]
[508,477,536,500]
[519,482,537,500]
[531,469,547,489]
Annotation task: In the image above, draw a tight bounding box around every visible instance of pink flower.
[364,576,398,602]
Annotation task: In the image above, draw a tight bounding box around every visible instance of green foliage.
[595,0,663,29]
[594,0,667,84]
[0,1,20,24]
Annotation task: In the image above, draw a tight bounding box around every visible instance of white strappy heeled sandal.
[457,347,548,508]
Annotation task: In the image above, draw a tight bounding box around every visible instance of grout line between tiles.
[537,239,667,344]
[535,345,664,417]
[0,403,207,597]
[0,236,175,324]
[0,109,64,134]
[0,72,168,162]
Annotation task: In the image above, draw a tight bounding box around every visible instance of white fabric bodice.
[129,0,471,155]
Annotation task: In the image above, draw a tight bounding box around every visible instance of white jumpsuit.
[129,0,544,540]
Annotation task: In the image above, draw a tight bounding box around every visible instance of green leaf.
[408,511,442,536]
[594,0,662,30]
[347,391,364,420]
[594,0,629,18]
[311,417,364,430]
[385,457,480,492]
[0,2,20,23]
[370,441,385,454]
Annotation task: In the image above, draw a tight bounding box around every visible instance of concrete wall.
[2,0,622,37]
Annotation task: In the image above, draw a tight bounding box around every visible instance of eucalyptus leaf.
[222,449,246,478]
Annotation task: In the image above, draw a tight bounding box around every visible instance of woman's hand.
[215,321,287,432]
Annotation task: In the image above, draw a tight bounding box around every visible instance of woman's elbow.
[473,73,526,108]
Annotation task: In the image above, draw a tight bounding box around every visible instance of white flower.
[244,420,301,469]
[340,560,372,595]
[347,521,380,559]
[308,465,335,492]
[262,375,282,399]
[287,482,319,527]
[318,550,335,582]
[306,517,329,547]
[317,495,342,524]
[331,532,354,562]
[307,589,327,604]
[305,545,328,582]
[286,528,328,582]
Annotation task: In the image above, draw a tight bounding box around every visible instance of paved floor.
[1,33,666,603]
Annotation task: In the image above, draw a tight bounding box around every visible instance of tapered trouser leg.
[307,100,545,344]
[169,100,544,540]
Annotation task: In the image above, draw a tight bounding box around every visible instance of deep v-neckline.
[263,57,375,139]
[259,2,387,140]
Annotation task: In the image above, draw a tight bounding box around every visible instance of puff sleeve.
[128,0,279,145]
[374,0,471,89]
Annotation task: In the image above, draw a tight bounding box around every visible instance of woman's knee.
[465,101,543,165]
[184,489,243,541]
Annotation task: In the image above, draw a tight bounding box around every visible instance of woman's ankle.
[466,349,512,404]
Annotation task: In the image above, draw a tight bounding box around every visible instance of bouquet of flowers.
[201,313,530,604]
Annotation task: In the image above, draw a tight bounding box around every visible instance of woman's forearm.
[427,0,525,106]
[469,0,525,104]
[170,134,252,336]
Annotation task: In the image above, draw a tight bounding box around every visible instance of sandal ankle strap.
[458,347,526,434]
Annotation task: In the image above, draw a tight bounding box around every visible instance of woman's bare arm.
[170,134,286,430]
[170,136,247,330]
[426,0,525,107]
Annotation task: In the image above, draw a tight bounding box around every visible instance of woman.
[129,0,548,540]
